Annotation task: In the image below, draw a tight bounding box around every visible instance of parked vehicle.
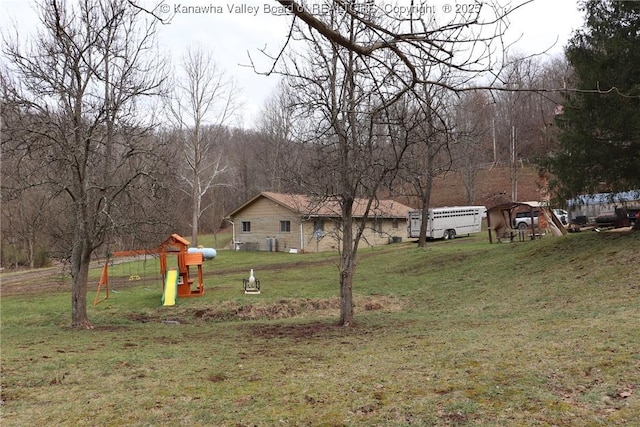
[553,209,569,225]
[571,215,588,226]
[513,211,539,230]
[595,208,630,228]
[407,206,485,240]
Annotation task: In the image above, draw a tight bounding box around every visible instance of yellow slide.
[162,269,178,306]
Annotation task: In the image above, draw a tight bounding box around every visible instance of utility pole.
[492,118,497,167]
[510,125,517,201]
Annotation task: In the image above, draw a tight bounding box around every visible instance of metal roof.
[568,190,640,207]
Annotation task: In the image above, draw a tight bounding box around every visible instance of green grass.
[2,231,640,426]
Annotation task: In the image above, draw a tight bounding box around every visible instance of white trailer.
[407,206,485,240]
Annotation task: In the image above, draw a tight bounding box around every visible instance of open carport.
[486,201,567,243]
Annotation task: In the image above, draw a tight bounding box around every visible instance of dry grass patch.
[120,295,405,323]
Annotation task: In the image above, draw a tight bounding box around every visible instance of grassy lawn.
[2,231,639,426]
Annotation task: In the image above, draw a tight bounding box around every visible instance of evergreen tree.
[549,0,640,201]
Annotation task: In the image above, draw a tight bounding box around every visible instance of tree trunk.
[418,175,434,248]
[339,200,356,326]
[71,255,92,329]
[191,123,201,247]
[339,257,355,326]
[192,167,200,246]
[28,239,35,269]
[70,225,93,329]
[192,186,199,246]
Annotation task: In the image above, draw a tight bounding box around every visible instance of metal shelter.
[486,202,567,243]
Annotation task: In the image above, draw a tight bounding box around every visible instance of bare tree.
[256,80,300,193]
[0,97,48,268]
[127,0,536,98]
[166,45,239,245]
[536,56,572,159]
[0,182,54,268]
[487,54,568,201]
[258,1,536,95]
[397,80,454,248]
[2,0,169,328]
[274,7,419,326]
[452,90,494,204]
[492,56,537,184]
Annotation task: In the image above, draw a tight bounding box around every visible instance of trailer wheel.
[448,230,456,240]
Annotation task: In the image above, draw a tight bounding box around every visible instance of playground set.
[94,234,205,306]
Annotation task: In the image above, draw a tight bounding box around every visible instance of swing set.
[94,234,205,306]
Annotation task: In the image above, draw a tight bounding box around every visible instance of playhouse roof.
[159,233,190,249]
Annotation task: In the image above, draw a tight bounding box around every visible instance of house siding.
[301,217,406,253]
[233,197,303,252]
[229,193,409,253]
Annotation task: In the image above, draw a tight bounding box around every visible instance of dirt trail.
[0,254,171,296]
[1,266,70,296]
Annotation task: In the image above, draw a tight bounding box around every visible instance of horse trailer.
[407,206,485,240]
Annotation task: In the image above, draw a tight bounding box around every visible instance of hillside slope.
[394,165,546,208]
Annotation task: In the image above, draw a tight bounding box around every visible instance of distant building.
[226,192,412,253]
[568,190,640,222]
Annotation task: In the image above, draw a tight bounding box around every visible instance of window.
[242,221,251,232]
[392,218,399,229]
[280,220,291,232]
[313,220,325,239]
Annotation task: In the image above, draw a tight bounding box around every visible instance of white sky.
[1,0,585,128]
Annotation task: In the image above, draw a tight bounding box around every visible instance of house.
[225,192,412,253]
